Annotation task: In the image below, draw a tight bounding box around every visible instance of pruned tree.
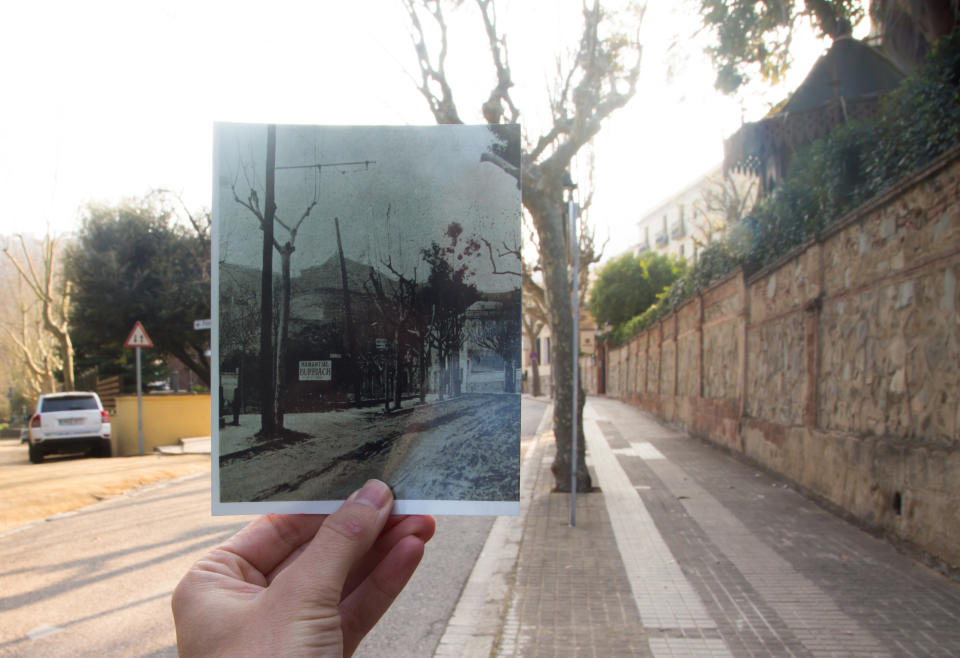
[368,258,420,411]
[403,0,642,490]
[521,191,602,398]
[232,191,317,417]
[2,232,75,392]
[421,240,481,400]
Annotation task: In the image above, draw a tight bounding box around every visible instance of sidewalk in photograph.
[441,396,960,657]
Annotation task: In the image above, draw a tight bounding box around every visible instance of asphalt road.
[0,396,549,658]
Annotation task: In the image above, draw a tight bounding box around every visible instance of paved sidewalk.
[443,396,960,657]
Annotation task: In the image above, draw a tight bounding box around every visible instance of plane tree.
[402,0,643,490]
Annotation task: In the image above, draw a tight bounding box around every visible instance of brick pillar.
[697,294,704,399]
[656,321,663,396]
[736,269,749,425]
[672,313,679,400]
[804,242,825,428]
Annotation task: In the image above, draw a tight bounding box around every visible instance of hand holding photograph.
[212,123,522,515]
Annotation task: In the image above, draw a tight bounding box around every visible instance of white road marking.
[584,404,723,645]
[27,624,62,640]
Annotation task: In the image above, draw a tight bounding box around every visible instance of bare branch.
[535,2,644,170]
[480,150,520,183]
[402,0,463,124]
[475,0,520,124]
[480,237,522,277]
[231,178,266,225]
[151,188,210,239]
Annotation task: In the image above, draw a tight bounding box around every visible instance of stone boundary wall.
[584,147,960,572]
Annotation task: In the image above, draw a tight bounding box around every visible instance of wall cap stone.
[821,143,960,242]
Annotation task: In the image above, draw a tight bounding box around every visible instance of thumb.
[272,479,394,607]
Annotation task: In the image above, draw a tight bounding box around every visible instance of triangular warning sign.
[124,321,154,348]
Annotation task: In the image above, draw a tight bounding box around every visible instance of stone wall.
[587,147,960,572]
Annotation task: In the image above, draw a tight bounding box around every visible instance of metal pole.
[570,198,579,527]
[136,346,144,456]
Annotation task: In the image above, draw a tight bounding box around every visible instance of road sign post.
[124,321,154,455]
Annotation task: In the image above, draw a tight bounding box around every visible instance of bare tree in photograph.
[230,124,281,436]
[232,125,330,435]
[421,241,480,400]
[2,232,75,392]
[368,258,420,411]
[403,0,643,490]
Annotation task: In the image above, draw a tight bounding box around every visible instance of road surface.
[0,397,549,657]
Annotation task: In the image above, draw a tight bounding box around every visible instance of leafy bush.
[589,251,686,328]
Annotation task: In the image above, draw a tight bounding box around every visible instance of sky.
[215,123,520,290]
[0,0,851,260]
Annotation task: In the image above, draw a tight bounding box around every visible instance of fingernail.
[353,479,392,510]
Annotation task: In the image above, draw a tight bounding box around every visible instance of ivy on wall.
[607,28,960,346]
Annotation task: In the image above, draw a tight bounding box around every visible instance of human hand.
[172,479,436,657]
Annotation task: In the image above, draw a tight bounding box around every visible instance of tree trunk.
[276,246,293,428]
[393,332,402,410]
[60,333,75,391]
[437,348,447,401]
[335,217,363,404]
[526,181,590,493]
[259,124,277,437]
[418,337,427,403]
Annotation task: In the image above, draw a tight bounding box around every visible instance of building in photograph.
[459,292,522,395]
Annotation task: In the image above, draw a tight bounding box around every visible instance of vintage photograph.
[213,123,522,515]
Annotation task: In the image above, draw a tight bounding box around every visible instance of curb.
[433,403,553,657]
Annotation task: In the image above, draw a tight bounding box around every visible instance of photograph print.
[213,123,522,515]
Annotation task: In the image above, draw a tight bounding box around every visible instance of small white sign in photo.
[124,321,153,348]
[194,318,212,330]
[299,360,332,381]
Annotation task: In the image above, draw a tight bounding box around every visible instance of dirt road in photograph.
[220,393,520,502]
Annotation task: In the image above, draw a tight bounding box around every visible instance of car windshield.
[41,396,99,412]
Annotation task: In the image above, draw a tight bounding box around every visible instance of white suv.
[28,392,112,463]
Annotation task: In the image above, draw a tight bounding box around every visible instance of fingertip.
[386,534,427,584]
[418,515,437,543]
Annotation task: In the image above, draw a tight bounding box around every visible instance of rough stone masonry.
[586,146,960,575]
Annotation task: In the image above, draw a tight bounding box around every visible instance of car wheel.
[97,439,112,458]
[28,443,44,464]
